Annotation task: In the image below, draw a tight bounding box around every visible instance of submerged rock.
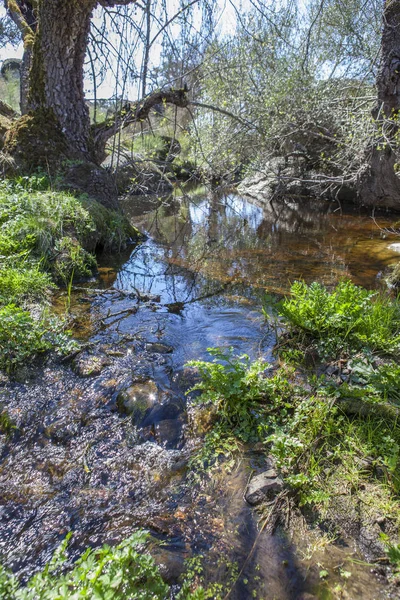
[245,469,283,505]
[72,353,111,378]
[145,342,173,354]
[116,380,158,423]
[152,546,187,584]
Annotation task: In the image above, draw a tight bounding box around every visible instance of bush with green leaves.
[0,305,53,372]
[187,347,294,443]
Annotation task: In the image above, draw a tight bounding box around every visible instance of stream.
[1,189,400,598]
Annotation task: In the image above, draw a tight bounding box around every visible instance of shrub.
[0,532,206,599]
[187,347,293,443]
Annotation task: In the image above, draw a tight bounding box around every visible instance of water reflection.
[112,191,400,300]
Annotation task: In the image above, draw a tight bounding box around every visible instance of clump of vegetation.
[0,408,16,436]
[279,280,400,358]
[187,347,293,443]
[0,305,52,372]
[0,174,136,371]
[187,348,300,474]
[386,261,400,288]
[0,531,206,599]
[187,281,400,563]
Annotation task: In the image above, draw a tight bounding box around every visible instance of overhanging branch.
[91,87,189,162]
[4,0,34,41]
[189,100,265,135]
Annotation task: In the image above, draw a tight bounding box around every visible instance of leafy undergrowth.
[187,281,400,580]
[0,173,136,372]
[0,531,206,600]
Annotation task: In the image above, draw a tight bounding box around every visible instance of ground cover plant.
[0,175,136,371]
[0,531,206,599]
[187,281,400,580]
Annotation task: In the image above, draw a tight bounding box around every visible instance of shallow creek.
[1,190,400,598]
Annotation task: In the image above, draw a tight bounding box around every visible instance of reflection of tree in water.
[117,190,393,298]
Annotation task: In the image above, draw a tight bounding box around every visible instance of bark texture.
[359,0,400,209]
[28,0,96,157]
[1,0,191,207]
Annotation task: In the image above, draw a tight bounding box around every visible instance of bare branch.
[190,100,265,136]
[91,87,189,162]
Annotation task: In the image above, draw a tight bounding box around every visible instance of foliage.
[0,305,52,372]
[0,532,210,599]
[278,280,400,358]
[0,409,16,436]
[189,0,379,178]
[268,389,400,506]
[187,281,400,562]
[52,237,96,284]
[380,533,400,574]
[187,347,293,443]
[0,176,137,371]
[0,267,54,305]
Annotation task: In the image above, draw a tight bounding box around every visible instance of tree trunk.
[359,0,400,209]
[3,0,96,167]
[1,0,188,207]
[27,0,96,157]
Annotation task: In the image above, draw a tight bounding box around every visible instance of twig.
[223,490,288,600]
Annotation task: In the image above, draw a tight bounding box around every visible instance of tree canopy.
[0,0,399,209]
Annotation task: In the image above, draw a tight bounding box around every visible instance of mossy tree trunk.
[27,0,96,158]
[2,0,134,170]
[359,0,400,209]
[2,0,189,208]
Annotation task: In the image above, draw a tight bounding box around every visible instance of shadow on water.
[1,188,400,597]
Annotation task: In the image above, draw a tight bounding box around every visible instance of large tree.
[358,0,400,208]
[1,0,189,202]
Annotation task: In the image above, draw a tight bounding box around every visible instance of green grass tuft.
[0,176,136,371]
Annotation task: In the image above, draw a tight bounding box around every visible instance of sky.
[0,0,241,101]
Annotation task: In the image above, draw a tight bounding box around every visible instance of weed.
[0,305,52,372]
[0,410,16,436]
[380,533,400,574]
[187,347,294,444]
[278,280,400,358]
[0,267,54,304]
[52,237,96,283]
[186,348,300,479]
[0,532,209,599]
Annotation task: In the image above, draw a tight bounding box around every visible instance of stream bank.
[1,188,400,597]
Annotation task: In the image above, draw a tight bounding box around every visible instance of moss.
[81,196,140,251]
[0,176,139,371]
[0,115,11,147]
[4,110,68,171]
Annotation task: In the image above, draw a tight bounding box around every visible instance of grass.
[0,174,137,371]
[186,281,400,573]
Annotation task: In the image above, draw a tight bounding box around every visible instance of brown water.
[1,190,400,598]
